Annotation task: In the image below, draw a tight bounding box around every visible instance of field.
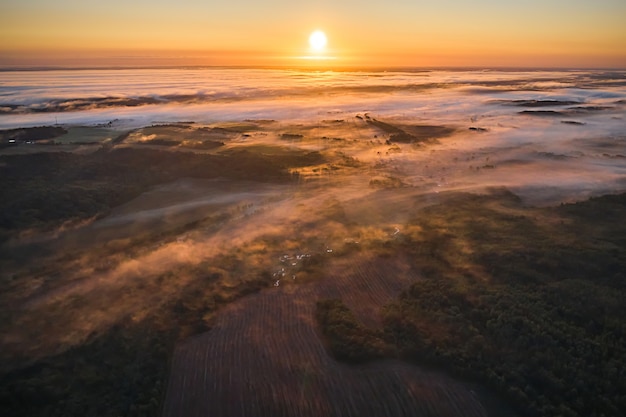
[163,257,493,417]
[1,110,625,417]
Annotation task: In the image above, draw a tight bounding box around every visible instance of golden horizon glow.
[1,1,625,68]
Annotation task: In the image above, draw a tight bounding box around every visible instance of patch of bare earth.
[163,253,490,417]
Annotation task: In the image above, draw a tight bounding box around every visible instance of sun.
[309,30,327,52]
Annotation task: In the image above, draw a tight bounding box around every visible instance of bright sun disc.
[309,31,327,51]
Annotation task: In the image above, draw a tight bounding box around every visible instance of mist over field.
[1,69,625,128]
[2,68,625,204]
[1,68,625,417]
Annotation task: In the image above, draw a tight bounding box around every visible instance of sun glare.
[309,31,327,52]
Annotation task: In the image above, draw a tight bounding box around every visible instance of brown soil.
[163,253,495,417]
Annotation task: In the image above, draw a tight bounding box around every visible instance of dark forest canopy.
[1,144,625,417]
[317,190,626,417]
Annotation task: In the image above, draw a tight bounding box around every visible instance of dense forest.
[317,191,626,417]
[0,147,322,244]
[1,143,625,416]
[0,145,320,416]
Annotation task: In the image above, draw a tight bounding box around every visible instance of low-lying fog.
[1,68,625,361]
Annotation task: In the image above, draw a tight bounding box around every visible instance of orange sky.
[1,0,625,68]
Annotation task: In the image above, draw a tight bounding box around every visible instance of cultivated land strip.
[163,256,488,417]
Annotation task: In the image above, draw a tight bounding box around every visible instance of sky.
[1,0,625,68]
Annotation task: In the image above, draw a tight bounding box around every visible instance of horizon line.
[1,64,625,72]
